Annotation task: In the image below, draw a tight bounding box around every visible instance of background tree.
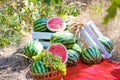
[104,0,120,24]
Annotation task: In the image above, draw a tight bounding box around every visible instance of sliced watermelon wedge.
[47,17,66,32]
[47,43,68,63]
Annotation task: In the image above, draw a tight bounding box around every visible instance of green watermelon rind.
[50,31,76,45]
[81,47,102,65]
[67,49,79,66]
[23,41,43,58]
[31,60,47,74]
[33,18,48,26]
[33,18,49,32]
[71,44,82,56]
[98,36,113,53]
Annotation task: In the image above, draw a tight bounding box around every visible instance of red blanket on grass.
[64,59,120,80]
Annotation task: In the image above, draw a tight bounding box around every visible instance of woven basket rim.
[29,68,61,76]
[29,68,63,80]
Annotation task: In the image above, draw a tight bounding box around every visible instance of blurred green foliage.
[0,0,81,47]
[104,0,120,24]
[90,3,102,15]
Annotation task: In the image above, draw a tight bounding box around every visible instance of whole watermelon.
[50,31,76,48]
[67,49,80,66]
[98,36,113,53]
[81,46,102,64]
[31,60,49,74]
[23,41,43,58]
[33,18,49,32]
[71,44,82,56]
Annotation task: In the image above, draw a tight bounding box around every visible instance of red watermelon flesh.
[48,43,68,63]
[47,17,66,31]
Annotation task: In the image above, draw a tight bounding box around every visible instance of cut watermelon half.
[47,17,66,32]
[48,43,68,63]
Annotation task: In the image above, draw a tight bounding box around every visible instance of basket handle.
[44,50,53,71]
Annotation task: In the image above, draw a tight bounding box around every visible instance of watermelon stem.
[15,53,33,61]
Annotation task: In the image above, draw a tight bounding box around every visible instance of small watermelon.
[23,41,43,58]
[33,18,49,32]
[81,46,102,64]
[31,60,49,74]
[72,44,82,56]
[98,36,113,53]
[47,17,66,32]
[67,49,80,66]
[47,43,68,63]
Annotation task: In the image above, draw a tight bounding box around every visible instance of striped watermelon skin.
[98,36,113,53]
[72,44,82,56]
[67,49,80,66]
[81,47,102,65]
[31,60,49,74]
[23,41,43,58]
[33,18,49,32]
[50,31,76,48]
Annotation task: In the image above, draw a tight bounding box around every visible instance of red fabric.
[64,59,120,80]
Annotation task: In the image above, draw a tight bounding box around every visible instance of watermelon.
[47,43,68,63]
[72,44,82,56]
[33,18,49,32]
[50,31,76,48]
[98,36,113,53]
[31,60,49,74]
[47,17,66,32]
[81,46,102,64]
[23,41,43,58]
[67,49,80,66]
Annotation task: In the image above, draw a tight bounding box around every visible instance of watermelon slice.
[48,43,68,63]
[47,17,66,32]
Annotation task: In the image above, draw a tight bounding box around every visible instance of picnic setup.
[0,0,120,80]
[22,17,120,80]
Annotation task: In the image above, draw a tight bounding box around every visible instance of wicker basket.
[29,50,63,80]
